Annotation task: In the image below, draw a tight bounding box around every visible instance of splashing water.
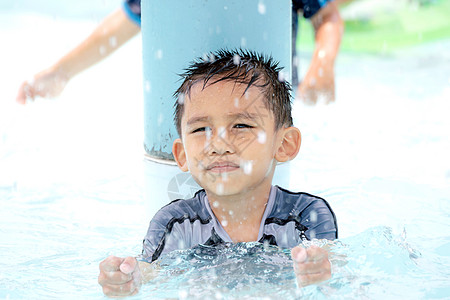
[145,242,297,299]
[137,227,442,299]
[258,2,267,15]
[216,183,224,195]
[233,54,241,65]
[109,36,117,48]
[155,49,163,60]
[257,131,267,144]
[242,160,253,175]
[145,80,151,92]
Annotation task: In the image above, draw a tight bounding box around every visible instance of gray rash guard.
[141,185,337,262]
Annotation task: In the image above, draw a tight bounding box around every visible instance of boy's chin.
[204,182,244,197]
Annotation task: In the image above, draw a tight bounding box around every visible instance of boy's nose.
[208,128,235,155]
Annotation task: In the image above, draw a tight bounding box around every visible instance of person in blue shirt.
[16,0,344,105]
[98,48,338,297]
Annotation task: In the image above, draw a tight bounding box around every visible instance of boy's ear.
[172,138,189,172]
[275,127,301,162]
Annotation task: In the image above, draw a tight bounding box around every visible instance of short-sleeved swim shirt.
[122,0,333,26]
[141,185,337,263]
[123,0,141,26]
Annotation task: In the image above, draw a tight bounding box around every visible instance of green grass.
[297,0,450,53]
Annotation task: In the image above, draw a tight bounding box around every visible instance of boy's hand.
[291,245,331,287]
[98,255,142,297]
[16,68,68,104]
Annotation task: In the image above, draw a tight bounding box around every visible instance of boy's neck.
[206,181,273,243]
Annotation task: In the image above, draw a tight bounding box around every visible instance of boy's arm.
[16,8,140,104]
[297,1,344,104]
[98,255,158,297]
[291,245,331,287]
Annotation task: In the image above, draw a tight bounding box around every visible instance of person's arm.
[16,8,140,104]
[98,256,158,297]
[298,1,344,104]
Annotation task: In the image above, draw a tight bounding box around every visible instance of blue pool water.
[1,1,450,299]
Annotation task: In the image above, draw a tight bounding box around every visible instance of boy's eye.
[234,124,254,129]
[191,127,211,133]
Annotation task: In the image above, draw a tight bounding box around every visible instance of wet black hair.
[174,48,293,136]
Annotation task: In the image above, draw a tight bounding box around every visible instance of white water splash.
[257,131,267,144]
[242,161,253,175]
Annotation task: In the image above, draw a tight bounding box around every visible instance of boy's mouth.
[205,161,240,173]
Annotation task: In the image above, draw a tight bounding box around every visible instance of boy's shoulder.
[270,185,338,239]
[152,189,212,224]
[271,185,335,216]
[273,185,333,208]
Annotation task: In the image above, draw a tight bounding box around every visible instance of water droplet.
[233,54,241,65]
[157,114,164,126]
[257,131,266,144]
[278,71,287,82]
[207,53,216,62]
[178,93,185,105]
[156,49,163,60]
[213,201,219,208]
[234,97,239,107]
[258,2,266,15]
[228,210,233,215]
[218,127,226,139]
[223,6,228,10]
[310,210,318,223]
[178,290,188,299]
[145,80,151,92]
[242,161,253,174]
[216,183,224,195]
[222,219,228,227]
[295,288,304,297]
[293,55,299,67]
[99,45,106,55]
[221,172,228,182]
[240,37,247,47]
[109,36,117,48]
[318,50,326,59]
[206,128,212,140]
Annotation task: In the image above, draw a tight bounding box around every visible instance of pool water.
[1,1,450,299]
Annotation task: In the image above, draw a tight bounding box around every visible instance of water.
[141,228,437,299]
[1,1,450,299]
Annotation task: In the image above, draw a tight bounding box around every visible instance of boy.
[98,49,337,297]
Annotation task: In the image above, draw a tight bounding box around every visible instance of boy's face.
[173,80,291,197]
